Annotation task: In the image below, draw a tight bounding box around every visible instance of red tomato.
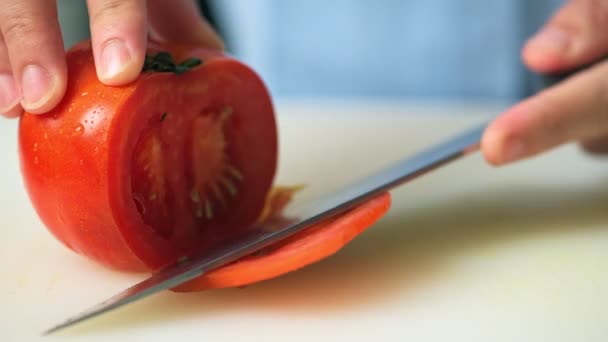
[18,40,278,272]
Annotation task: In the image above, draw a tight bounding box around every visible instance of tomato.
[18,39,278,271]
[172,192,391,291]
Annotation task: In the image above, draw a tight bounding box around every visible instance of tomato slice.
[172,192,391,291]
[18,40,277,271]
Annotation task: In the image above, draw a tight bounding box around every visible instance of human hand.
[0,0,223,118]
[482,0,608,165]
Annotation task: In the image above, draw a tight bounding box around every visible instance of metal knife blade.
[43,121,487,335]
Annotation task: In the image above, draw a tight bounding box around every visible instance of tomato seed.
[210,183,226,207]
[220,106,233,119]
[190,190,201,203]
[220,177,237,197]
[205,201,213,219]
[178,256,189,263]
[225,164,244,181]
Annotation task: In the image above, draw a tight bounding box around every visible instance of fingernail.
[505,140,525,163]
[21,64,55,110]
[527,27,571,54]
[0,73,19,112]
[100,39,132,80]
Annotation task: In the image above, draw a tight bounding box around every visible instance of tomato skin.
[19,40,141,269]
[18,40,278,271]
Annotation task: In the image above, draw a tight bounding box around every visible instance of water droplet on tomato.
[33,143,38,152]
[72,124,84,136]
[81,107,104,135]
[33,156,39,164]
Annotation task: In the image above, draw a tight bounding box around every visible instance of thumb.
[522,0,608,74]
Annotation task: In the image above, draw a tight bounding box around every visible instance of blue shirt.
[211,0,564,102]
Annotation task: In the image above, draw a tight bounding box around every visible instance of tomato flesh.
[132,127,174,238]
[130,104,241,242]
[187,109,238,222]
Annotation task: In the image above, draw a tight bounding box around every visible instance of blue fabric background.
[211,0,564,101]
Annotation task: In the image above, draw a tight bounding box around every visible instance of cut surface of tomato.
[172,192,391,291]
[18,40,277,271]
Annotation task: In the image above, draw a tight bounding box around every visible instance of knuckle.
[2,14,40,41]
[577,0,608,30]
[590,0,608,27]
[92,0,143,23]
[552,0,608,33]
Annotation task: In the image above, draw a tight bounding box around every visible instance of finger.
[0,0,66,114]
[86,0,147,85]
[522,0,608,74]
[0,35,22,118]
[147,0,224,49]
[580,135,608,154]
[481,60,608,165]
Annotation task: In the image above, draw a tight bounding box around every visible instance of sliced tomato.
[172,192,391,291]
[18,40,278,271]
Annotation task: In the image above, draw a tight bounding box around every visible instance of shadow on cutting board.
[66,181,608,335]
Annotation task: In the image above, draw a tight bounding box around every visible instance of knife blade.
[43,120,487,335]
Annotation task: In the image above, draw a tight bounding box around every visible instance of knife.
[42,59,591,335]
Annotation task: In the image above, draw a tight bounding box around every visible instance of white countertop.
[1,100,607,341]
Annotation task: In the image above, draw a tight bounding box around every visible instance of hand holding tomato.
[482,0,608,164]
[0,0,222,118]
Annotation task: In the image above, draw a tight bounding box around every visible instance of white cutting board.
[1,100,608,341]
